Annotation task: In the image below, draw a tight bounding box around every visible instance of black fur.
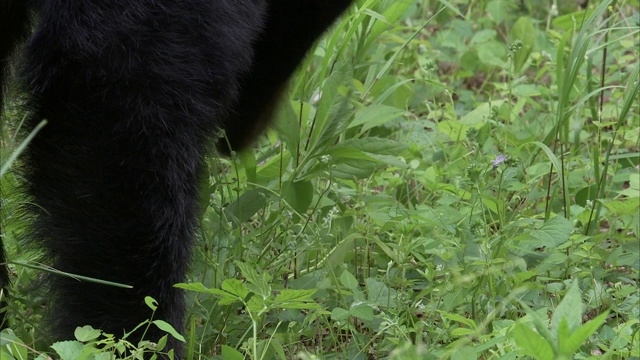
[0,0,353,355]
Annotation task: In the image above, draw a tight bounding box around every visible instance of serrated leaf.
[246,295,266,314]
[274,289,316,303]
[51,341,84,360]
[180,284,241,305]
[599,197,640,216]
[531,215,573,248]
[221,279,249,300]
[235,262,263,288]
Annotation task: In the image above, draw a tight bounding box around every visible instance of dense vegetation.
[2,0,638,359]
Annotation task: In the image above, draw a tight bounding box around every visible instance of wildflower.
[492,154,508,168]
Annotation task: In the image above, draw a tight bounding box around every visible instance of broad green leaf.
[530,215,573,248]
[451,327,477,337]
[273,289,321,310]
[556,318,572,355]
[563,311,609,355]
[599,197,640,216]
[221,345,244,360]
[246,296,266,314]
[350,304,374,322]
[340,270,359,290]
[282,180,314,214]
[451,346,477,360]
[437,120,470,141]
[511,17,536,73]
[348,104,404,132]
[224,189,268,226]
[73,326,101,342]
[221,279,250,300]
[0,331,29,360]
[51,341,84,360]
[331,307,350,321]
[334,137,407,155]
[460,100,504,125]
[552,281,583,335]
[513,322,554,360]
[551,9,591,31]
[365,278,397,307]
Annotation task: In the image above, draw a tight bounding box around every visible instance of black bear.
[0,0,353,355]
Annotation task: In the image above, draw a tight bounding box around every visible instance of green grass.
[2,0,639,359]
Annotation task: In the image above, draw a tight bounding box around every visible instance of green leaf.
[221,345,244,360]
[273,289,320,310]
[282,180,314,215]
[460,101,504,125]
[440,311,477,330]
[437,120,470,141]
[348,104,405,132]
[562,311,609,355]
[144,296,158,311]
[334,137,407,156]
[366,0,413,51]
[599,197,640,216]
[274,289,316,303]
[350,304,374,322]
[340,270,359,290]
[331,307,350,321]
[224,189,268,226]
[556,318,572,355]
[365,278,397,307]
[552,281,583,336]
[246,296,266,314]
[511,17,536,73]
[73,326,101,342]
[0,331,29,360]
[152,320,186,342]
[221,279,250,300]
[530,215,574,248]
[51,341,84,360]
[451,346,477,360]
[235,261,266,289]
[512,322,554,360]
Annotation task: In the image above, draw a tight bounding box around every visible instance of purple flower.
[492,154,508,168]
